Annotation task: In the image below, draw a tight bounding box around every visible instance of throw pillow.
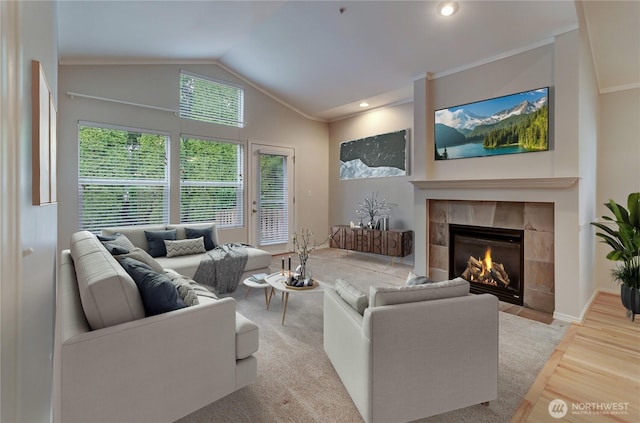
[118,247,164,273]
[164,237,206,258]
[406,270,433,285]
[144,229,177,258]
[335,278,369,315]
[164,269,200,306]
[185,226,217,250]
[117,257,186,316]
[97,233,135,255]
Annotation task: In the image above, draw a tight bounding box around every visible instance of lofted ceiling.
[57,1,639,122]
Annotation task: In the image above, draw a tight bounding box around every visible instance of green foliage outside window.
[78,125,168,232]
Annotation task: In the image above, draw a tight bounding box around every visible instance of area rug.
[177,249,568,423]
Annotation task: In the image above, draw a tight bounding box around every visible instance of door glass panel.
[259,153,288,245]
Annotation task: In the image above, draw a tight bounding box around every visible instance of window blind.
[179,71,245,128]
[180,136,244,227]
[77,123,169,233]
[259,153,288,245]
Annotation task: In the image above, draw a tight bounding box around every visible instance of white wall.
[595,88,640,292]
[57,64,329,250]
[327,103,415,261]
[1,1,59,422]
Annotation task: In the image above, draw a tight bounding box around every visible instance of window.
[180,136,244,228]
[179,71,245,128]
[78,123,169,233]
[258,153,289,245]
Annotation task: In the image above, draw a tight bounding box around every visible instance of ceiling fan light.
[438,2,458,17]
[359,102,369,108]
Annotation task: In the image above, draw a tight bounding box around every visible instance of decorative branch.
[355,192,397,226]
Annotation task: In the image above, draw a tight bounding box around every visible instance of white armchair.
[324,282,499,423]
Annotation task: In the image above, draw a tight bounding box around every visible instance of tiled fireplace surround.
[428,200,555,314]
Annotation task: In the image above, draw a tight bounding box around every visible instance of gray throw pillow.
[335,278,368,315]
[98,233,136,255]
[118,248,164,273]
[117,257,186,316]
[406,270,433,285]
[185,226,216,250]
[144,229,177,258]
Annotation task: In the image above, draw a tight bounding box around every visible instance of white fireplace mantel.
[410,177,579,190]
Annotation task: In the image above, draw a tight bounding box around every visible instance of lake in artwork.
[435,87,549,160]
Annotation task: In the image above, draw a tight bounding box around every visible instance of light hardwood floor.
[511,291,640,422]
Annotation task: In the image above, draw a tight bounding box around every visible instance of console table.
[329,225,413,259]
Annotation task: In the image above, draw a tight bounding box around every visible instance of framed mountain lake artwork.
[434,87,549,160]
[340,129,408,180]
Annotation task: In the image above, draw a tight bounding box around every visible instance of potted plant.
[592,192,640,321]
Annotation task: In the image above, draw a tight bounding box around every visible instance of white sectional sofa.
[324,278,499,423]
[101,221,272,282]
[54,228,266,423]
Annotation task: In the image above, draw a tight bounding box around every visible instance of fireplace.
[449,224,524,305]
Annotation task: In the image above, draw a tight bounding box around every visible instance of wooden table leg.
[267,287,275,310]
[281,292,289,325]
[244,286,250,299]
[263,286,269,307]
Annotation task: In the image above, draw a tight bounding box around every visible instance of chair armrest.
[323,289,372,421]
[364,294,499,422]
[60,297,237,423]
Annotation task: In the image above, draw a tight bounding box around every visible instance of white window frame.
[179,70,245,128]
[77,121,170,232]
[179,134,245,228]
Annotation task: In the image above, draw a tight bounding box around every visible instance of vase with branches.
[292,228,326,283]
[355,192,397,228]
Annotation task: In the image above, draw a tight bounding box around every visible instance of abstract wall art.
[340,129,408,180]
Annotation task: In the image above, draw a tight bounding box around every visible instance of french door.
[249,144,295,254]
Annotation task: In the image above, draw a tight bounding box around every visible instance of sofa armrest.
[364,294,499,423]
[323,289,372,421]
[60,297,237,423]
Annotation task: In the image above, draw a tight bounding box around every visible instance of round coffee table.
[242,277,271,307]
[265,273,324,325]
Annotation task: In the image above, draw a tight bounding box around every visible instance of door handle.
[252,209,258,213]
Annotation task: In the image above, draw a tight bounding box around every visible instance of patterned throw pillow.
[164,237,206,258]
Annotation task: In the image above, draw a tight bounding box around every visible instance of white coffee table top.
[264,273,324,325]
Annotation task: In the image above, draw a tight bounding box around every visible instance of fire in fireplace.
[449,224,524,305]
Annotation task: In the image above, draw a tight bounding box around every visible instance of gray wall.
[328,102,415,262]
[57,64,329,251]
[1,1,59,422]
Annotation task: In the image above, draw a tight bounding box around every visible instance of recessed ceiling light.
[438,1,459,17]
[359,102,369,108]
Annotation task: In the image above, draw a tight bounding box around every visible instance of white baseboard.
[553,288,620,324]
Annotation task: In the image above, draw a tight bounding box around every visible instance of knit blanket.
[193,243,249,294]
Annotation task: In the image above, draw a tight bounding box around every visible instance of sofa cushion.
[335,278,369,315]
[118,257,186,316]
[145,229,177,258]
[235,312,259,359]
[70,231,145,330]
[164,237,206,258]
[369,277,470,307]
[185,226,217,250]
[102,225,167,252]
[116,247,164,273]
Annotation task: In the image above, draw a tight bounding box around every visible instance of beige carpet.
[177,248,568,423]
